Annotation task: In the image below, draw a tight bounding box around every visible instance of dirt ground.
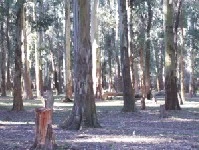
[0,95,199,150]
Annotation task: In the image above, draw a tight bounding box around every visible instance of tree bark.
[91,0,99,96]
[140,47,146,110]
[35,0,44,98]
[6,0,12,91]
[155,39,164,92]
[164,0,180,110]
[127,2,136,106]
[0,7,6,96]
[12,0,24,111]
[65,0,73,101]
[180,26,185,103]
[22,5,33,99]
[145,0,152,100]
[60,0,100,130]
[31,108,56,149]
[119,0,135,112]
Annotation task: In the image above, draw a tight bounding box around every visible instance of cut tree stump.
[31,107,56,150]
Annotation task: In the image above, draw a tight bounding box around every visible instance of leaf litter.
[0,96,199,149]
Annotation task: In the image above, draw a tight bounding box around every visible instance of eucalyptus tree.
[119,0,135,112]
[5,0,13,91]
[22,2,33,99]
[145,0,152,100]
[91,0,98,97]
[163,0,181,110]
[0,2,6,96]
[60,0,100,130]
[12,0,25,111]
[64,0,73,101]
[35,0,44,97]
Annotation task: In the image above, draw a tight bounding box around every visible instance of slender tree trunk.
[96,50,102,99]
[127,3,135,108]
[140,47,146,110]
[60,0,100,130]
[155,44,161,92]
[12,0,24,111]
[115,0,121,79]
[91,0,99,97]
[6,0,12,91]
[145,0,152,100]
[188,15,195,98]
[139,14,146,110]
[65,0,73,100]
[22,5,33,99]
[1,11,6,96]
[180,26,185,103]
[174,0,183,104]
[159,42,164,91]
[58,52,62,94]
[35,0,44,98]
[189,48,194,97]
[164,0,180,110]
[119,0,135,112]
[155,39,164,92]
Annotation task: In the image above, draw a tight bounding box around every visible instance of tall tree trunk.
[12,0,24,111]
[60,0,100,130]
[188,15,195,98]
[180,26,185,103]
[35,0,43,98]
[115,0,121,78]
[139,14,146,110]
[164,0,180,110]
[96,47,102,99]
[58,51,62,94]
[1,8,6,96]
[65,0,73,100]
[119,0,135,112]
[156,40,164,92]
[127,3,135,108]
[6,0,12,91]
[140,47,146,110]
[91,0,99,97]
[145,0,152,100]
[22,5,33,99]
[189,46,194,97]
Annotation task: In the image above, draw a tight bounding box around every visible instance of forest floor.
[0,93,199,150]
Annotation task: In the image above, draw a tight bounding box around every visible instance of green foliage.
[31,14,55,32]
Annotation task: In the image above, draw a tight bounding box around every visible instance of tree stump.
[31,108,56,150]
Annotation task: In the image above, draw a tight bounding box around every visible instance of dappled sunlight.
[71,134,168,144]
[0,121,35,125]
[54,101,73,107]
[96,100,123,107]
[182,101,199,109]
[0,102,12,106]
[23,102,43,107]
[168,116,199,122]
